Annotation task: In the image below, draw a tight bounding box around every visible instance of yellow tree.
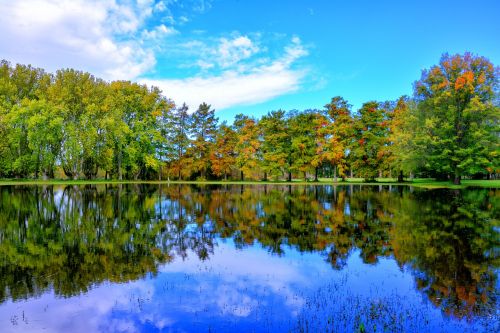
[320,97,354,181]
[234,114,261,180]
[210,122,237,180]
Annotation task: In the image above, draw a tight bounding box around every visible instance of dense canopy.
[0,53,498,184]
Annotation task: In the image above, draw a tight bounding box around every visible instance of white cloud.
[154,0,167,12]
[142,24,178,40]
[0,1,311,111]
[216,36,260,68]
[142,37,309,111]
[0,0,164,80]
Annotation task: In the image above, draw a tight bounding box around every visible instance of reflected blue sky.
[0,239,489,333]
[0,185,497,332]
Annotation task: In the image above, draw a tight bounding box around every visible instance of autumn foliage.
[0,52,498,183]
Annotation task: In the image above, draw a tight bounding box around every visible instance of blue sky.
[0,0,499,122]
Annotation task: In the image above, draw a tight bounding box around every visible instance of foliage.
[414,53,499,184]
[0,52,498,183]
[351,102,389,181]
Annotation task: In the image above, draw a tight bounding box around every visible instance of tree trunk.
[334,165,338,183]
[263,172,268,182]
[118,149,123,181]
[287,172,292,182]
[35,149,40,179]
[453,172,461,185]
[240,170,244,181]
[350,169,353,179]
[397,170,404,183]
[314,167,318,182]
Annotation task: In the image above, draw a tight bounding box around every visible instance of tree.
[351,101,389,181]
[104,81,167,180]
[384,97,420,182]
[190,103,218,179]
[259,110,292,181]
[168,103,192,180]
[1,62,50,178]
[233,114,261,180]
[24,99,63,179]
[210,122,237,180]
[320,97,354,181]
[289,111,317,180]
[48,69,98,179]
[414,52,499,184]
[154,97,175,181]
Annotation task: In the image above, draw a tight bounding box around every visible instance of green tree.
[414,52,499,184]
[289,111,317,180]
[351,102,389,181]
[190,103,218,179]
[385,97,420,182]
[48,69,99,179]
[259,110,292,181]
[168,103,192,180]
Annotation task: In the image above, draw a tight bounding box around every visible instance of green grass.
[0,178,498,188]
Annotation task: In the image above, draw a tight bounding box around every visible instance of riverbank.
[0,178,498,189]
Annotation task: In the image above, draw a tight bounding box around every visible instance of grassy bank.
[0,178,498,189]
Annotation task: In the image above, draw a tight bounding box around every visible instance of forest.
[0,52,498,185]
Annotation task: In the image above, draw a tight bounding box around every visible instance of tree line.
[0,52,498,184]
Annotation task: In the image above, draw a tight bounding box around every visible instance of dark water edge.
[0,184,498,332]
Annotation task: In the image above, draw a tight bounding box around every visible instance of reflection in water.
[0,184,498,332]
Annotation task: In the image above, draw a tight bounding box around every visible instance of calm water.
[0,184,498,333]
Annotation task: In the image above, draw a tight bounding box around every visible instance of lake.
[0,184,498,332]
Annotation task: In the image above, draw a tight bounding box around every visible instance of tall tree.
[233,114,261,180]
[385,97,419,182]
[259,110,292,181]
[289,111,317,180]
[351,101,390,181]
[190,103,218,179]
[168,103,192,180]
[320,97,354,181]
[210,122,237,180]
[25,99,63,179]
[414,52,499,184]
[48,69,98,179]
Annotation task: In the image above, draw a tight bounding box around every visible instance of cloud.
[0,1,311,112]
[142,37,309,111]
[216,36,260,68]
[142,24,178,40]
[0,0,173,80]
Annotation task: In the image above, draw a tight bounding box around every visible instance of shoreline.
[0,179,498,189]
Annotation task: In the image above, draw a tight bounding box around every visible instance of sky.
[0,0,499,122]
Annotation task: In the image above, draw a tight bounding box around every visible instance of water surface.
[0,184,498,332]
